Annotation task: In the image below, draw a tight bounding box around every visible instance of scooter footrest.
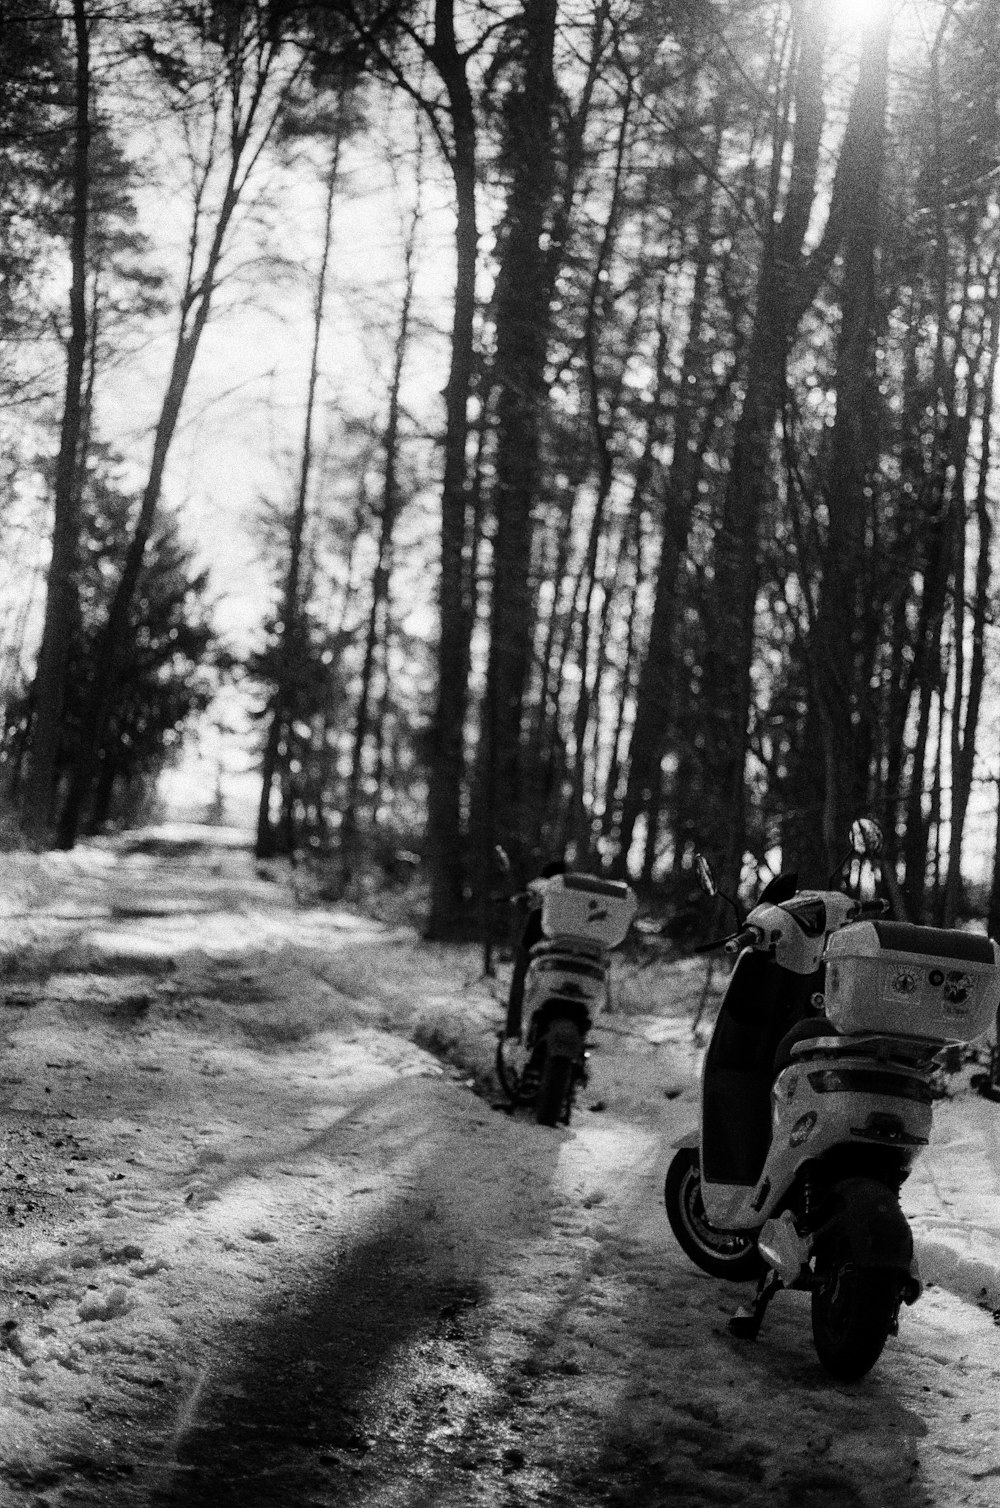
[728,1309,762,1341]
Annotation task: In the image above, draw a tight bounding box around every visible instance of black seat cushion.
[773,1016,836,1076]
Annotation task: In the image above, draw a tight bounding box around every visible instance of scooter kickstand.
[728,1268,782,1341]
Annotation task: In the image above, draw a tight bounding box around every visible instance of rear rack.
[531,935,608,962]
[789,1033,941,1070]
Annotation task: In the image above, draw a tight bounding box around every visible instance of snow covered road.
[0,831,998,1507]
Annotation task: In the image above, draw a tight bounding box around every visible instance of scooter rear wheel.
[811,1251,899,1381]
[537,1054,574,1126]
[664,1148,763,1282]
[494,1034,518,1104]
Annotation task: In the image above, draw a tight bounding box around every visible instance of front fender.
[815,1176,919,1290]
[672,1127,699,1150]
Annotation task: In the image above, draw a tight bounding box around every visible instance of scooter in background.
[664,820,1000,1380]
[496,872,637,1126]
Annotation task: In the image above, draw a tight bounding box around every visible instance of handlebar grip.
[857,899,890,918]
[695,925,761,955]
[725,926,761,954]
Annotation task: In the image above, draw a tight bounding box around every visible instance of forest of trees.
[3,0,1000,940]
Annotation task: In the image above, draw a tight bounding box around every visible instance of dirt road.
[1,831,998,1507]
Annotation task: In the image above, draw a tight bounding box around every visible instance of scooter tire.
[810,1252,899,1382]
[494,1034,518,1104]
[663,1148,764,1283]
[537,1055,574,1127]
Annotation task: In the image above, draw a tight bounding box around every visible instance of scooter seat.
[773,1016,837,1076]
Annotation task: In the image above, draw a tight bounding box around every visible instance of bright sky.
[102,112,454,650]
[101,95,458,825]
[824,0,892,33]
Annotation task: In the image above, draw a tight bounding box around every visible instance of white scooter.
[664,821,1000,1380]
[496,872,637,1126]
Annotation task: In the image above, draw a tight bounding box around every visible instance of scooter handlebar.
[694,925,763,955]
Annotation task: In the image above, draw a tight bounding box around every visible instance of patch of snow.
[0,835,999,1507]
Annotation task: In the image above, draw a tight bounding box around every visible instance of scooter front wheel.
[664,1148,763,1282]
[811,1249,899,1381]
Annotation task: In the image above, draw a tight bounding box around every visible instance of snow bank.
[907,1092,1000,1314]
[4,831,1000,1332]
[914,1230,1000,1311]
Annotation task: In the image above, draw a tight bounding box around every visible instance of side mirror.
[694,853,717,897]
[850,818,884,858]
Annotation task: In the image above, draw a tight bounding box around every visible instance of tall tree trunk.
[424,0,479,937]
[479,2,610,880]
[600,502,645,847]
[255,124,342,859]
[585,510,632,837]
[987,772,1000,942]
[699,0,883,893]
[567,93,633,862]
[520,486,578,843]
[613,123,720,875]
[899,282,981,917]
[900,19,980,920]
[942,263,1000,925]
[901,555,950,922]
[481,0,559,882]
[255,711,283,864]
[698,1,828,893]
[21,0,90,844]
[793,6,890,882]
[880,296,927,856]
[928,683,945,920]
[341,180,417,869]
[369,627,394,822]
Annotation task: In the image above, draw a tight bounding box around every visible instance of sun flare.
[823,0,884,32]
